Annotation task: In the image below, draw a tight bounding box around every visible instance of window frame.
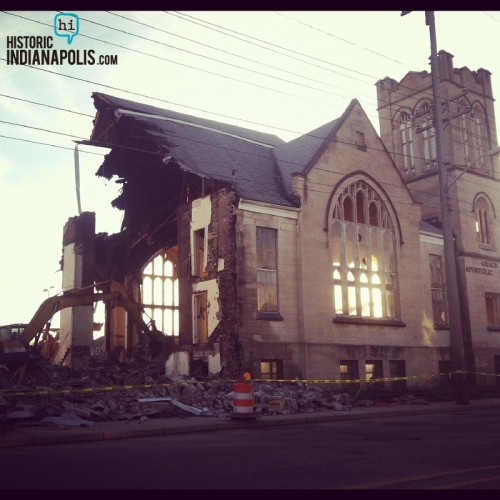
[429,254,448,327]
[141,250,179,337]
[474,195,495,250]
[415,102,436,171]
[365,360,384,389]
[486,292,500,331]
[340,360,360,392]
[260,359,284,380]
[355,130,367,151]
[459,101,471,164]
[400,111,415,176]
[471,105,487,172]
[331,180,403,325]
[192,227,208,278]
[256,226,283,321]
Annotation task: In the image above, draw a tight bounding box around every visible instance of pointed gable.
[88,93,399,210]
[274,100,368,197]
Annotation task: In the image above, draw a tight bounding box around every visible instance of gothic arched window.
[471,105,487,172]
[475,195,495,248]
[399,111,415,176]
[458,99,471,164]
[417,103,436,169]
[332,181,398,319]
[141,250,179,336]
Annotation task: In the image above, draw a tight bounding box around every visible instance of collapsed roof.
[87,92,360,210]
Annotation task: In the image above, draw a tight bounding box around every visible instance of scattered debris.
[0,360,439,429]
[139,397,213,417]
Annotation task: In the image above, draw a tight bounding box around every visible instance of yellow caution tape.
[1,370,499,397]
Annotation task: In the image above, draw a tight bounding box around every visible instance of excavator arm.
[20,280,162,353]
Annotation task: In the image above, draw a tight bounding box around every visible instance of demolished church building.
[62,50,499,388]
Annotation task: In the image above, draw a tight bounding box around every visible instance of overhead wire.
[167,10,499,124]
[165,11,436,108]
[104,11,375,101]
[0,60,354,143]
[1,12,497,212]
[273,11,413,69]
[0,93,94,117]
[1,80,492,195]
[1,107,497,221]
[2,10,497,139]
[167,11,386,82]
[1,116,497,231]
[73,13,358,101]
[3,11,374,117]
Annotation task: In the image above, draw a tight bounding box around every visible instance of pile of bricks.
[0,361,429,427]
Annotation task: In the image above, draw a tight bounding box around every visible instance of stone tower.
[376,50,500,382]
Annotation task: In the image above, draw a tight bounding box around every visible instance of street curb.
[34,431,102,446]
[1,400,499,448]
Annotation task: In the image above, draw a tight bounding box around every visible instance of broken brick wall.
[209,189,240,377]
[177,188,241,377]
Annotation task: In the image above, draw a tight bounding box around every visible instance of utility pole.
[426,11,469,405]
[403,11,470,404]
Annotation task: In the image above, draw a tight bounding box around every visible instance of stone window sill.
[333,316,406,327]
[257,311,284,321]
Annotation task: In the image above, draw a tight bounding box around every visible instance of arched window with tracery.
[399,111,415,176]
[475,195,495,248]
[458,99,471,164]
[417,102,436,170]
[471,105,487,172]
[141,250,179,336]
[332,181,398,319]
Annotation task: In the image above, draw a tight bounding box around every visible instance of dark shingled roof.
[274,118,341,197]
[273,99,357,197]
[90,93,358,208]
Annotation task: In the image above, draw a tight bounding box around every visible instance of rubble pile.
[0,361,429,428]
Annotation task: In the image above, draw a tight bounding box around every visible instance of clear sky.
[1,10,499,329]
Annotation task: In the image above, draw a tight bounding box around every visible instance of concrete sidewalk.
[2,397,500,448]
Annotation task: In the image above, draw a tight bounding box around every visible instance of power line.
[165,11,440,108]
[102,11,444,115]
[2,111,495,216]
[0,93,94,117]
[0,133,102,154]
[483,11,500,24]
[274,11,413,69]
[1,14,496,185]
[2,125,492,228]
[105,11,375,101]
[0,58,374,142]
[0,111,466,180]
[2,11,368,114]
[3,10,496,136]
[0,119,86,140]
[74,13,357,101]
[0,57,314,137]
[168,11,379,82]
